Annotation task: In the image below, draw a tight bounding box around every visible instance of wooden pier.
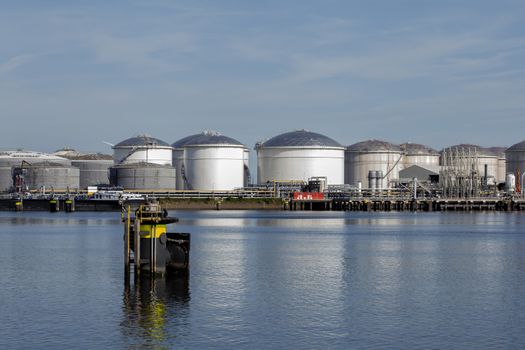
[289,198,525,212]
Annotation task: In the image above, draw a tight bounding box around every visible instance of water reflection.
[121,276,190,348]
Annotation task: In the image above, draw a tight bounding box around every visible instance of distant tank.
[345,140,402,188]
[54,148,114,188]
[505,141,525,184]
[0,150,71,192]
[171,131,247,190]
[399,142,440,171]
[110,162,176,191]
[441,144,500,185]
[256,130,345,185]
[487,147,506,184]
[16,162,80,191]
[113,135,173,166]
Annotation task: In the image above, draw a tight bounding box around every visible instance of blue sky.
[1,0,524,155]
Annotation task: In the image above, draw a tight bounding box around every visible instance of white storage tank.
[110,162,176,190]
[256,130,345,185]
[113,135,173,166]
[345,140,402,188]
[487,147,506,184]
[505,140,525,181]
[441,144,500,185]
[171,131,247,190]
[0,150,71,192]
[399,142,440,171]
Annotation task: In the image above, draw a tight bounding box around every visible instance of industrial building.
[256,130,345,185]
[0,150,72,192]
[54,148,113,189]
[345,140,402,188]
[172,131,247,190]
[112,135,173,166]
[505,140,525,184]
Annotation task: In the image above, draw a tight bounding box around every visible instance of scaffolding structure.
[440,147,482,198]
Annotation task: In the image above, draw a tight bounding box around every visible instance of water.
[0,211,524,349]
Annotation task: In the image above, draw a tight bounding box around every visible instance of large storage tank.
[441,144,500,185]
[399,142,440,171]
[19,162,80,191]
[505,140,525,181]
[345,140,403,188]
[54,148,114,188]
[171,131,247,190]
[487,147,506,184]
[113,135,173,166]
[110,162,176,190]
[0,150,71,192]
[256,130,345,185]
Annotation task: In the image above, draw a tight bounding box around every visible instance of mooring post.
[124,206,131,277]
[134,212,141,277]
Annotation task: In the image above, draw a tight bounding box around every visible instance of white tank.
[112,135,173,166]
[0,150,71,192]
[256,130,345,185]
[487,147,506,184]
[172,131,246,190]
[243,148,251,186]
[345,140,403,188]
[399,143,440,171]
[506,173,516,192]
[505,140,525,180]
[441,144,500,185]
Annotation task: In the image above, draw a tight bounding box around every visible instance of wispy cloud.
[0,54,40,75]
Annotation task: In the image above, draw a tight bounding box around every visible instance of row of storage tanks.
[1,130,525,192]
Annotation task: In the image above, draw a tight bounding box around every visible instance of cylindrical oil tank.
[506,174,516,192]
[113,134,173,166]
[256,130,345,185]
[505,141,525,180]
[487,147,506,184]
[345,140,402,188]
[172,131,246,190]
[441,144,500,185]
[368,170,376,190]
[110,162,176,191]
[70,155,114,188]
[20,162,80,191]
[399,142,440,170]
[53,149,114,188]
[0,150,71,192]
[0,164,13,192]
[243,148,251,187]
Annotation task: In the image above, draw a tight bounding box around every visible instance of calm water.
[0,211,524,349]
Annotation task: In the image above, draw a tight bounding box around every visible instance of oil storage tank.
[256,130,345,185]
[0,150,71,192]
[487,147,506,184]
[441,144,500,185]
[54,148,114,188]
[400,143,440,171]
[19,162,80,191]
[345,140,403,188]
[506,140,525,181]
[110,162,176,191]
[171,131,247,190]
[113,134,173,166]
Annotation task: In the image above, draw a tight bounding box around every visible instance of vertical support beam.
[151,225,156,274]
[124,206,131,277]
[134,215,141,277]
